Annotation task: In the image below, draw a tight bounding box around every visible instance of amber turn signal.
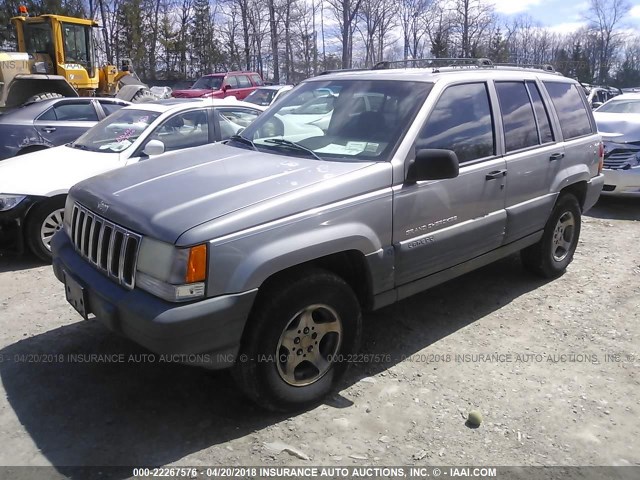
[185,244,207,283]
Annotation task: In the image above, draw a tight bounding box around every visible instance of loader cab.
[12,13,99,93]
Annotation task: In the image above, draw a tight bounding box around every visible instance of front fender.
[220,223,382,294]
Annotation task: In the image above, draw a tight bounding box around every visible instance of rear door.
[497,80,563,243]
[33,100,100,146]
[393,82,507,285]
[223,75,240,98]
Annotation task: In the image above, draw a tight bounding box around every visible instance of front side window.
[237,80,432,161]
[51,102,98,121]
[225,76,238,89]
[62,23,90,66]
[544,82,593,140]
[145,109,210,152]
[71,109,160,153]
[495,82,538,152]
[237,75,252,88]
[417,83,494,163]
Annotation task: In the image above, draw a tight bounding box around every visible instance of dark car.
[0,97,131,160]
[171,71,264,100]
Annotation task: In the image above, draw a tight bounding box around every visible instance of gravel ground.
[0,196,638,474]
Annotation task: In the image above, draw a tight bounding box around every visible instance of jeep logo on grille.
[97,201,110,213]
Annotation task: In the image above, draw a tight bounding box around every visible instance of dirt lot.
[0,197,638,474]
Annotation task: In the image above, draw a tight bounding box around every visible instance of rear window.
[544,82,593,140]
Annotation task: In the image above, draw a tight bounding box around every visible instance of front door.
[393,82,507,286]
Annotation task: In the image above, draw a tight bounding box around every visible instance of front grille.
[604,149,636,169]
[70,203,142,289]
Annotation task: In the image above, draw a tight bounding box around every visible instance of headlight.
[135,237,208,302]
[0,194,26,212]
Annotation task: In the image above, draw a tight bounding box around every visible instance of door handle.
[485,170,507,180]
[41,127,56,133]
[549,152,564,161]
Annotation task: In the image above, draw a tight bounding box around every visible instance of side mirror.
[142,139,165,156]
[406,148,459,183]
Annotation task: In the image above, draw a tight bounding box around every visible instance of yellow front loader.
[0,7,151,109]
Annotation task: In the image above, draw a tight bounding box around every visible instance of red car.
[172,71,264,100]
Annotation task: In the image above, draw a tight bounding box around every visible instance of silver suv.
[51,59,605,411]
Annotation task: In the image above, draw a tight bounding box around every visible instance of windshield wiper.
[69,143,90,150]
[264,138,322,160]
[228,134,257,151]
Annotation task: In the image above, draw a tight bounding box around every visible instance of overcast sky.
[491,0,640,33]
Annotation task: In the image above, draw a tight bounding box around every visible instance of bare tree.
[584,0,630,82]
[327,0,364,68]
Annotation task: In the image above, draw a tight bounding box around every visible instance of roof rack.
[494,63,555,72]
[317,68,368,76]
[373,58,494,70]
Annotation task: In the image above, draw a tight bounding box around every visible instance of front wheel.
[521,193,582,278]
[233,269,362,411]
[26,197,66,262]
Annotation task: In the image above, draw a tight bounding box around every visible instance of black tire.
[130,89,156,103]
[24,92,64,104]
[233,268,362,412]
[26,197,66,263]
[521,193,581,278]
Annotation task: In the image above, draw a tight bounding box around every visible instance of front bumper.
[601,166,640,197]
[51,231,258,369]
[0,196,40,254]
[583,173,605,212]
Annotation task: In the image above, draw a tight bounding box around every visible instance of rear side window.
[418,83,494,163]
[544,82,593,140]
[237,75,252,88]
[526,81,554,144]
[250,74,264,86]
[495,82,538,152]
[99,101,127,116]
[38,102,99,121]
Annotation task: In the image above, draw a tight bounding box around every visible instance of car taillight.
[598,142,604,174]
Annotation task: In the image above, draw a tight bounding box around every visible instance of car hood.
[70,143,381,245]
[0,145,122,197]
[594,112,640,143]
[172,89,219,98]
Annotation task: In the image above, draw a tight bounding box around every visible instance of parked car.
[593,93,640,196]
[0,98,265,260]
[171,71,264,100]
[51,60,604,411]
[583,84,621,109]
[0,97,131,160]
[244,85,294,106]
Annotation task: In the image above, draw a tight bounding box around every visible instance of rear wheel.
[24,92,64,104]
[26,197,66,262]
[521,193,581,278]
[233,268,362,411]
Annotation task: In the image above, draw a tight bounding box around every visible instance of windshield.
[192,76,223,90]
[245,88,278,106]
[72,109,161,153]
[596,99,640,114]
[236,80,432,161]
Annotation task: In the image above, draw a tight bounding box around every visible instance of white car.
[593,93,640,197]
[244,85,294,107]
[0,98,265,260]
